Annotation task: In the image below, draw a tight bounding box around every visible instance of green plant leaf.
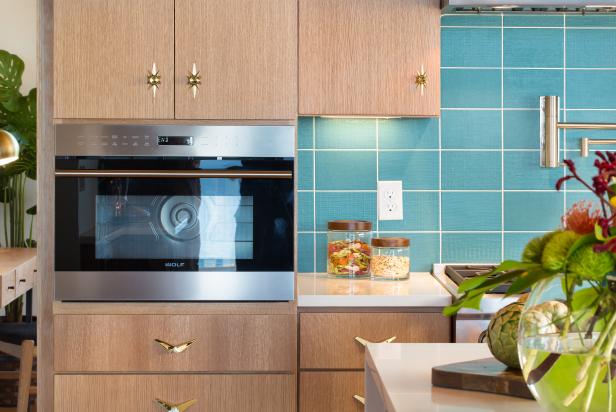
[571,287,599,312]
[0,50,24,111]
[457,261,535,293]
[595,223,605,241]
[505,268,553,296]
[26,205,36,215]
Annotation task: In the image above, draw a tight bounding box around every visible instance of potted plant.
[445,152,616,412]
[0,49,37,322]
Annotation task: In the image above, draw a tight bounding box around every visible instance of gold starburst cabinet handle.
[155,398,197,412]
[354,336,397,347]
[414,65,427,96]
[187,62,202,99]
[353,395,366,405]
[147,62,161,98]
[155,338,197,353]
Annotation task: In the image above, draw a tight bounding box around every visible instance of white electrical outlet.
[378,180,403,221]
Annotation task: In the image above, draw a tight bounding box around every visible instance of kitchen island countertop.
[298,273,451,308]
[365,343,541,411]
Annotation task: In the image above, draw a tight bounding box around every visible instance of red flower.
[562,201,601,235]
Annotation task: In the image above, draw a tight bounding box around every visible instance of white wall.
[0,0,37,246]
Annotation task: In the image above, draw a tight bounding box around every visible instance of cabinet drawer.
[0,270,16,307]
[54,314,296,372]
[300,371,364,412]
[15,258,35,297]
[55,373,295,412]
[300,312,450,369]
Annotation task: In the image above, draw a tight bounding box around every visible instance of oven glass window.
[56,158,293,272]
[95,195,254,266]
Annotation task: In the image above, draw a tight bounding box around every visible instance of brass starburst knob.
[147,62,161,98]
[155,398,197,412]
[415,65,427,96]
[187,63,202,99]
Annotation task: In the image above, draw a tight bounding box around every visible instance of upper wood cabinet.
[54,0,297,120]
[175,0,297,120]
[54,0,175,119]
[299,0,441,117]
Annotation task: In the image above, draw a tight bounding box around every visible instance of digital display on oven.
[157,135,194,146]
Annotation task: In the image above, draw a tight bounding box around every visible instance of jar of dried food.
[370,237,410,280]
[327,220,372,278]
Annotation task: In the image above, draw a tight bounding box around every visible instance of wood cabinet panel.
[54,314,296,372]
[175,0,297,120]
[55,374,295,412]
[300,371,364,412]
[15,258,35,297]
[54,0,175,119]
[300,312,450,369]
[0,270,16,307]
[299,0,440,116]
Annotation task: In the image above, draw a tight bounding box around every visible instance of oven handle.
[54,170,293,179]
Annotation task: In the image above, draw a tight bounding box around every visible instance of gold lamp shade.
[0,129,19,166]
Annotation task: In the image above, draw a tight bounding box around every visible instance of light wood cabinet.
[299,0,441,116]
[54,0,296,120]
[55,374,295,412]
[53,0,175,119]
[54,314,296,372]
[298,311,450,411]
[175,0,297,120]
[300,371,364,412]
[300,312,450,370]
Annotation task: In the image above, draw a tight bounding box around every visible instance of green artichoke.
[522,231,557,263]
[568,244,615,281]
[541,231,581,272]
[487,302,524,369]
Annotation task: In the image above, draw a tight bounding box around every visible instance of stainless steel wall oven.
[54,124,295,301]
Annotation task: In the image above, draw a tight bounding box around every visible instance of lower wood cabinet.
[300,312,450,370]
[54,374,295,412]
[54,314,296,372]
[300,371,364,412]
[298,311,451,411]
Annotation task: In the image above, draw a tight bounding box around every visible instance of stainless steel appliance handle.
[54,170,292,179]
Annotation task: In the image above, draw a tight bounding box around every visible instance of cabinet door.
[54,0,174,119]
[300,371,364,412]
[300,312,450,369]
[299,0,440,116]
[175,0,297,120]
[55,374,295,412]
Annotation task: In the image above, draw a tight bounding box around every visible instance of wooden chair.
[0,322,36,412]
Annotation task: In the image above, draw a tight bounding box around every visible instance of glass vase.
[518,275,616,412]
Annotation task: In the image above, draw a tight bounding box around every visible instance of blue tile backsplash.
[297,13,614,272]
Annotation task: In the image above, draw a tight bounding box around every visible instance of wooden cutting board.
[432,357,535,399]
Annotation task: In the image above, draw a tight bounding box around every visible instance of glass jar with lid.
[370,237,410,280]
[326,220,372,278]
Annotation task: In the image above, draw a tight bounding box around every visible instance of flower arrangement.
[444,151,616,411]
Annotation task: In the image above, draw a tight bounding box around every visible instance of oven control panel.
[56,124,295,158]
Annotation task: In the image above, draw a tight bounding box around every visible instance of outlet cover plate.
[378,180,403,221]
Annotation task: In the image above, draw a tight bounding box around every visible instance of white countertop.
[297,273,452,307]
[365,343,540,412]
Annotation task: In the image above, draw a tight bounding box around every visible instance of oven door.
[55,158,294,301]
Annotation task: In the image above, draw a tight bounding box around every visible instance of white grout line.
[438,115,443,263]
[312,116,316,273]
[500,13,506,262]
[297,189,576,193]
[443,67,616,70]
[298,148,540,152]
[375,119,380,236]
[442,25,616,30]
[563,14,568,214]
[298,230,551,235]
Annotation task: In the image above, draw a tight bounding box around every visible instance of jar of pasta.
[370,237,410,280]
[326,220,372,278]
